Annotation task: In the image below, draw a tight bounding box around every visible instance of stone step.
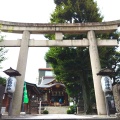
[45,106,69,114]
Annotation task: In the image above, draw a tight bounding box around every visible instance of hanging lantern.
[101,76,112,92]
[6,77,16,93]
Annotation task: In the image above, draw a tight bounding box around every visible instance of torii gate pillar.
[11,31,30,115]
[88,30,106,115]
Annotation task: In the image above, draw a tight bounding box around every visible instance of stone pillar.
[11,31,30,115]
[87,30,106,115]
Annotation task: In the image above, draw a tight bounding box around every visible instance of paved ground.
[1,114,119,120]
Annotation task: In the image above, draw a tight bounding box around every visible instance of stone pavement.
[1,114,119,120]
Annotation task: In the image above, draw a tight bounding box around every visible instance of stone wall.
[112,84,120,113]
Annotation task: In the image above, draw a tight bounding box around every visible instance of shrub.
[42,110,49,114]
[67,105,77,114]
[67,109,72,114]
[0,77,6,86]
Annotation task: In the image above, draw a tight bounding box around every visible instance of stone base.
[115,113,120,118]
[20,112,26,115]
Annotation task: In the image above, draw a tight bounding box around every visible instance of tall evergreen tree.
[45,0,120,113]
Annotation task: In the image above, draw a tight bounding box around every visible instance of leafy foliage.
[67,104,77,114]
[52,0,103,23]
[42,110,49,114]
[0,35,7,68]
[0,77,6,86]
[0,30,8,84]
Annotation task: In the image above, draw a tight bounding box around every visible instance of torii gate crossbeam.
[0,20,119,116]
[0,39,118,47]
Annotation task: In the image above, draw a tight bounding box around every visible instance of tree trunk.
[81,73,92,114]
[81,80,88,113]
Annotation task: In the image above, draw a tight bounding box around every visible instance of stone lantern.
[97,68,116,116]
[3,67,21,116]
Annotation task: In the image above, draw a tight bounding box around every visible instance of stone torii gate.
[0,20,119,115]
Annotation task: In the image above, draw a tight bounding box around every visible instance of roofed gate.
[0,20,119,115]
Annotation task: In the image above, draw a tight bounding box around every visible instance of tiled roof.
[39,68,53,70]
[26,81,41,94]
[41,78,55,85]
[37,83,65,88]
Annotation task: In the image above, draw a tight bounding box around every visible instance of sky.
[0,0,120,84]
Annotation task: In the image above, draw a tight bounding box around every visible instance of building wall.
[38,68,54,85]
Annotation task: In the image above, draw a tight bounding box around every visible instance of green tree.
[0,34,7,69]
[45,0,120,114]
[0,32,7,85]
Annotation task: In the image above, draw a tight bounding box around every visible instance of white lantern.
[101,76,112,92]
[6,77,16,93]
